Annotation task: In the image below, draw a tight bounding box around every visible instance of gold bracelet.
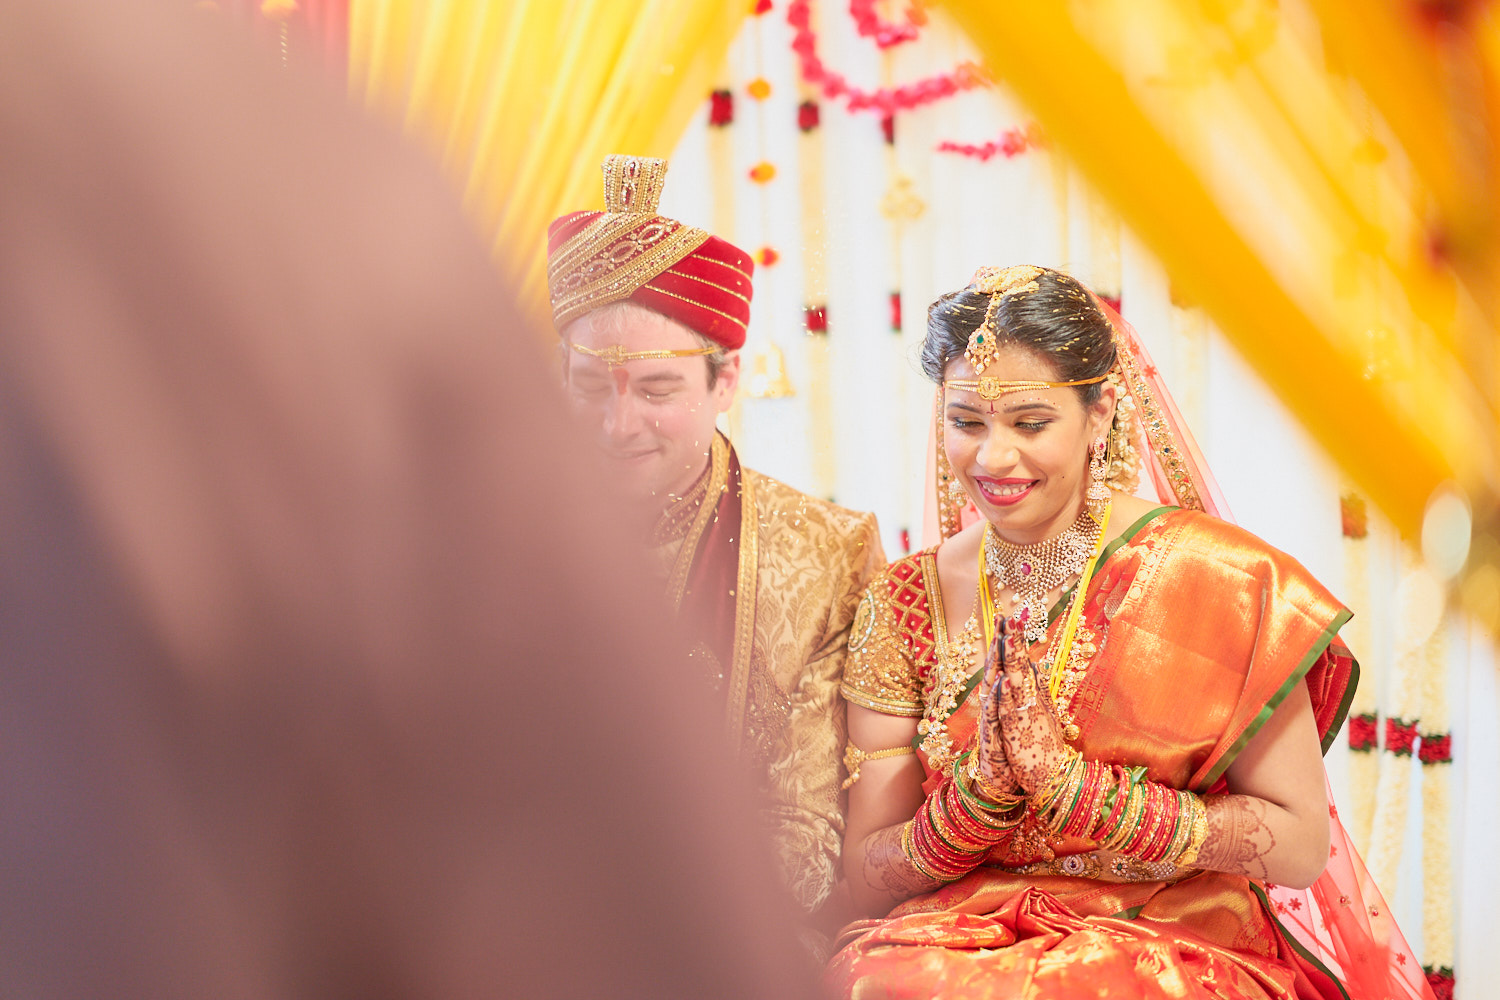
[957,759,1026,814]
[900,819,945,882]
[1173,794,1210,867]
[1032,747,1084,817]
[842,742,916,789]
[961,754,1025,811]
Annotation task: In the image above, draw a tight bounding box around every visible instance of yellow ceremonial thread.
[978,528,998,650]
[1049,500,1112,706]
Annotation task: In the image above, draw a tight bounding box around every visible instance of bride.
[827,265,1432,1000]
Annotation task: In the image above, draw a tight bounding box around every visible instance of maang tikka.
[962,265,1044,376]
[946,265,1106,401]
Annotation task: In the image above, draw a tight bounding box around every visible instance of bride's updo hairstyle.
[920,266,1117,406]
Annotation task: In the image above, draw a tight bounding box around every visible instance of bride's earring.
[947,476,969,505]
[1086,439,1110,514]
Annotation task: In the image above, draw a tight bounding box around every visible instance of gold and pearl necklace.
[983,509,1103,645]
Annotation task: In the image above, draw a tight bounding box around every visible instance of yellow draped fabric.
[347,0,747,332]
[938,0,1500,628]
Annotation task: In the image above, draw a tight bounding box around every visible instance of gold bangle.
[1101,783,1147,853]
[842,742,916,790]
[1174,795,1210,867]
[900,819,945,882]
[1032,747,1084,816]
[957,759,1025,814]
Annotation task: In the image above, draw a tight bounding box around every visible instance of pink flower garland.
[786,0,989,114]
[849,0,922,49]
[935,125,1041,161]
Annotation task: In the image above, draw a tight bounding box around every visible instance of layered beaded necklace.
[920,505,1112,772]
[983,509,1103,645]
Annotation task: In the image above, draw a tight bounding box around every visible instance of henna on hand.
[860,823,943,901]
[995,615,1067,795]
[1193,794,1278,881]
[973,628,1020,797]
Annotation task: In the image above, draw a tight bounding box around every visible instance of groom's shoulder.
[742,467,880,551]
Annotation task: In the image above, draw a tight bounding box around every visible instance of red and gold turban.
[547,155,754,350]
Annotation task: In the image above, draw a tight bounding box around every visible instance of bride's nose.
[975,427,1019,472]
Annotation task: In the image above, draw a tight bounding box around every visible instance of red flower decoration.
[1348,712,1378,751]
[756,246,780,267]
[900,528,912,553]
[1419,732,1453,764]
[889,291,902,332]
[881,113,895,145]
[752,0,773,14]
[804,304,828,332]
[709,89,734,127]
[797,99,821,132]
[1100,295,1123,315]
[1385,717,1419,756]
[1288,898,1302,911]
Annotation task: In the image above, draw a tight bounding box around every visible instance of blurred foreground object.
[939,0,1500,632]
[0,1,815,996]
[348,0,746,330]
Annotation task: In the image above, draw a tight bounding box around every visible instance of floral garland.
[936,124,1043,162]
[1418,607,1455,998]
[797,77,836,497]
[1104,371,1141,494]
[1365,553,1430,903]
[1340,492,1379,854]
[848,0,924,48]
[786,0,990,114]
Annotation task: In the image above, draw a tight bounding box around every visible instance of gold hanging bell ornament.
[744,343,796,399]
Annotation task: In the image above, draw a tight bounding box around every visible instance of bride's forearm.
[846,822,944,914]
[1193,793,1330,889]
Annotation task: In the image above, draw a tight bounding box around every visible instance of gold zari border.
[549,212,710,328]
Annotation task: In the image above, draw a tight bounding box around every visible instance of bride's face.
[943,345,1115,545]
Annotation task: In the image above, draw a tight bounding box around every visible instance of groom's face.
[562,307,739,504]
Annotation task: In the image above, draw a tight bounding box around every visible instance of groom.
[548,155,884,941]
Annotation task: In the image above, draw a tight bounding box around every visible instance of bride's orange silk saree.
[831,507,1365,1000]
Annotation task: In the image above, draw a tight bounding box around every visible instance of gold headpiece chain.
[570,342,717,369]
[946,374,1108,401]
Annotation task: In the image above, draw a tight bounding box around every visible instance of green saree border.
[1048,505,1177,623]
[951,505,1178,726]
[1323,653,1359,756]
[936,509,1182,749]
[1248,882,1353,1000]
[1195,608,1353,792]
